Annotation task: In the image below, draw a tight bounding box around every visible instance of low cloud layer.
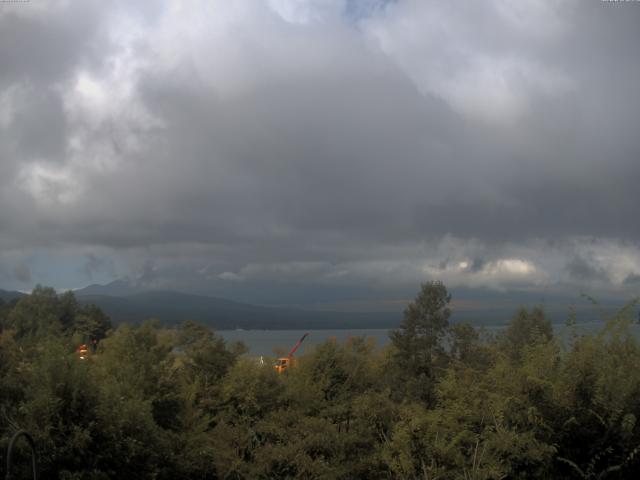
[1,0,639,303]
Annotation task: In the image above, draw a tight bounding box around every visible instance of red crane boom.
[275,333,309,373]
[287,333,309,359]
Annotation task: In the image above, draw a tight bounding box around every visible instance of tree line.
[1,282,639,478]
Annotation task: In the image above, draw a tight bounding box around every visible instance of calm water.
[219,322,640,357]
[218,329,391,357]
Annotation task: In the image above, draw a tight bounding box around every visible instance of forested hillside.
[1,283,639,479]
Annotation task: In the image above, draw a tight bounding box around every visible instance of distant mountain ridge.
[71,282,607,328]
[75,290,400,330]
[75,279,148,297]
[1,281,398,329]
[69,280,400,329]
[0,289,26,302]
[4,280,630,329]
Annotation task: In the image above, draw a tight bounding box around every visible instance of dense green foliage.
[1,282,640,478]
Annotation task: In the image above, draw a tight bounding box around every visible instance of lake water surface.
[219,322,640,357]
[218,329,390,357]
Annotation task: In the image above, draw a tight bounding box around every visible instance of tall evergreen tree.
[389,281,451,404]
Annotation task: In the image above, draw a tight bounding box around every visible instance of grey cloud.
[81,254,110,279]
[218,271,244,282]
[623,274,640,286]
[0,1,106,87]
[4,88,68,162]
[565,256,610,284]
[13,263,31,283]
[467,258,487,274]
[118,2,639,250]
[0,0,639,300]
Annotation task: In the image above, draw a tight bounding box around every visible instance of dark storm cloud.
[13,263,31,283]
[0,1,109,180]
[0,1,105,87]
[467,259,487,274]
[623,274,640,286]
[5,88,68,161]
[120,0,640,247]
[81,253,112,279]
[565,256,610,284]
[0,0,639,295]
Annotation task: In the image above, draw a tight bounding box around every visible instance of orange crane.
[274,333,309,373]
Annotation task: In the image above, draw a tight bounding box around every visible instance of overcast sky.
[1,0,639,305]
